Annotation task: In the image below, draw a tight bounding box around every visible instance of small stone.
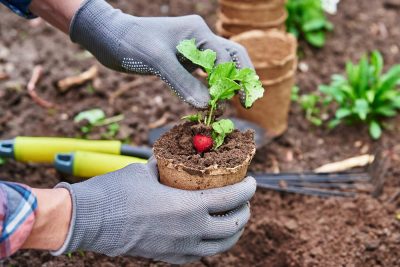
[284,219,298,231]
[298,62,309,72]
[391,45,399,54]
[354,140,362,148]
[60,113,69,120]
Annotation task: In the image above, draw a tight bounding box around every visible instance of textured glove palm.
[69,0,253,108]
[52,160,256,264]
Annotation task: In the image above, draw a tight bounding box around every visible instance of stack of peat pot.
[231,29,298,137]
[216,0,287,38]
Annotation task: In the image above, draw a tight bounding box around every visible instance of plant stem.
[94,114,124,127]
[207,105,215,126]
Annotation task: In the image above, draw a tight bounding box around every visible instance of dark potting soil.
[153,122,255,169]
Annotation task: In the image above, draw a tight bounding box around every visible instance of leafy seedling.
[177,39,264,152]
[320,51,400,139]
[292,86,325,126]
[74,108,124,138]
[286,0,333,47]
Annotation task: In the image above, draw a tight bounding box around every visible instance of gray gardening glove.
[69,0,254,108]
[52,159,256,264]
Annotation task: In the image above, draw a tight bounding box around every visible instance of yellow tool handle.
[57,151,146,178]
[74,151,146,177]
[14,137,121,163]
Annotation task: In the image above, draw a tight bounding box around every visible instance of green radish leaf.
[212,119,234,148]
[74,109,106,125]
[369,121,382,140]
[209,78,241,102]
[235,68,264,108]
[177,39,216,73]
[209,62,237,85]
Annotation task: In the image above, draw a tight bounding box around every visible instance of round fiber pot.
[231,30,297,81]
[219,0,285,25]
[153,123,256,190]
[233,68,296,137]
[216,12,287,37]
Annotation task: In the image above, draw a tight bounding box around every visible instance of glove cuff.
[50,182,76,256]
[50,180,127,256]
[69,0,130,70]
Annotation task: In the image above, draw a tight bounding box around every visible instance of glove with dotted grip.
[69,0,254,108]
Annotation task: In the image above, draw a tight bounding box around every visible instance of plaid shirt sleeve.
[0,182,37,258]
[0,0,37,19]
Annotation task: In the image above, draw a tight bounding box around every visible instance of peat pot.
[153,125,256,190]
[231,29,297,81]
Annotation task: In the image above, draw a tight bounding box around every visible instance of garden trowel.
[0,136,152,163]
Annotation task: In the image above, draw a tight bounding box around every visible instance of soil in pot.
[153,122,256,190]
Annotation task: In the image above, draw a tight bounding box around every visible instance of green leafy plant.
[74,108,124,138]
[292,86,324,126]
[177,39,264,149]
[320,51,400,139]
[0,157,5,165]
[286,0,333,47]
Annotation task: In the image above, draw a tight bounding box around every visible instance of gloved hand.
[69,0,253,108]
[52,159,256,264]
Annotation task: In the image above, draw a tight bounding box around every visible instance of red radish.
[193,134,213,153]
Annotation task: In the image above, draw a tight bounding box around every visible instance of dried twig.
[27,65,55,109]
[108,77,159,105]
[314,154,375,173]
[57,65,98,92]
[148,112,170,129]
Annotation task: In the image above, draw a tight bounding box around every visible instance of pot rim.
[154,147,256,176]
[261,61,297,86]
[219,0,285,10]
[218,10,288,27]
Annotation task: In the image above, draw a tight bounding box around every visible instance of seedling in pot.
[177,39,264,153]
[153,39,264,190]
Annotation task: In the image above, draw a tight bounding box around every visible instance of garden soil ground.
[1,0,400,266]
